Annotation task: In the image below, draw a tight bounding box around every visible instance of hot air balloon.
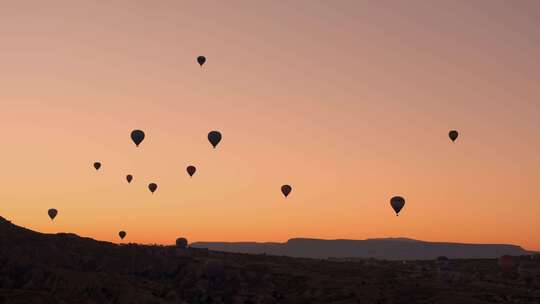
[93,162,101,170]
[197,56,206,67]
[208,131,222,148]
[131,130,145,147]
[186,165,197,177]
[48,208,58,221]
[449,130,459,142]
[436,256,452,273]
[498,255,516,273]
[148,183,158,193]
[119,231,126,240]
[176,237,188,249]
[390,196,405,216]
[281,185,292,198]
[126,174,133,183]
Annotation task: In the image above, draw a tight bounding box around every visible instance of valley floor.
[1,217,540,303]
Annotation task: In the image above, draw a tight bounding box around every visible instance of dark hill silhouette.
[192,237,529,260]
[2,216,540,303]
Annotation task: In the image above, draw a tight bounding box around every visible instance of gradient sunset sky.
[1,1,539,250]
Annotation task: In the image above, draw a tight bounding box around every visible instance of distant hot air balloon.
[186,165,197,177]
[498,255,515,273]
[176,237,188,249]
[126,174,133,183]
[131,130,145,147]
[48,208,58,221]
[118,231,126,240]
[390,196,405,216]
[449,130,459,142]
[208,131,222,148]
[148,183,158,194]
[93,162,101,170]
[197,56,206,67]
[281,185,292,198]
[436,256,452,272]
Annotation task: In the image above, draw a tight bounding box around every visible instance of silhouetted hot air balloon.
[148,183,158,193]
[208,131,222,148]
[498,255,515,273]
[176,237,188,249]
[197,56,206,67]
[187,165,197,177]
[48,209,58,221]
[131,130,145,147]
[93,162,101,170]
[126,174,133,183]
[449,130,459,142]
[119,231,126,240]
[390,196,405,216]
[281,185,292,198]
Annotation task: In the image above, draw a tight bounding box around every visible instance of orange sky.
[1,1,539,250]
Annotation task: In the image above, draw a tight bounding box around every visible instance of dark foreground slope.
[191,238,528,260]
[1,217,540,304]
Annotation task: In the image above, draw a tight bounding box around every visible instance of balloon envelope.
[498,255,515,272]
[390,196,405,216]
[131,130,145,147]
[187,165,196,177]
[148,183,158,193]
[449,130,459,142]
[48,209,58,220]
[197,56,206,66]
[119,231,126,240]
[93,162,101,170]
[176,237,188,248]
[281,185,292,197]
[208,131,222,148]
[126,174,133,183]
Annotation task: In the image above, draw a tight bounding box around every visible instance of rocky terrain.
[1,216,540,303]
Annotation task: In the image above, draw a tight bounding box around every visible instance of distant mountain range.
[191,237,531,260]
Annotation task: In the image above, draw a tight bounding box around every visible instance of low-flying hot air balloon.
[197,56,206,67]
[390,196,405,216]
[449,130,459,142]
[48,208,58,221]
[93,162,101,170]
[119,231,127,240]
[281,185,292,198]
[176,237,188,249]
[208,131,222,148]
[126,174,133,183]
[131,129,145,147]
[148,183,158,194]
[498,255,516,273]
[186,165,197,177]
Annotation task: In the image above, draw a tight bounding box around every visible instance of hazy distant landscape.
[192,238,530,260]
